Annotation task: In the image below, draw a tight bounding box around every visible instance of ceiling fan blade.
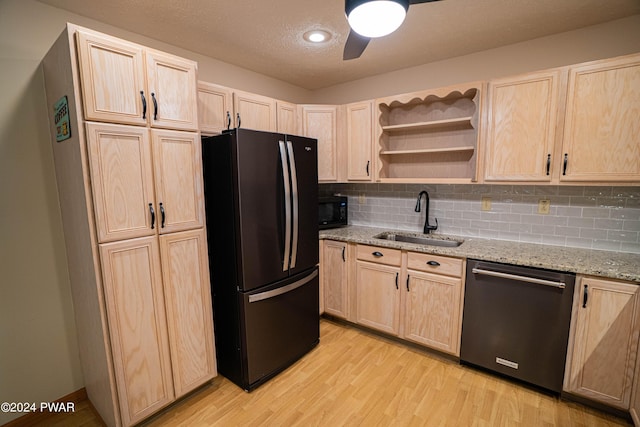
[409,0,442,4]
[343,29,371,60]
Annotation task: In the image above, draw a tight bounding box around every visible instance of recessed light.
[303,30,331,43]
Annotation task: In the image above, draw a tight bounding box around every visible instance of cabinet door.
[277,101,298,135]
[566,277,640,409]
[561,55,640,182]
[403,271,462,356]
[484,71,560,182]
[631,344,640,426]
[159,229,216,398]
[355,261,400,335]
[346,101,374,181]
[233,90,277,132]
[197,81,233,135]
[323,240,349,319]
[76,29,147,126]
[99,237,174,426]
[301,105,338,182]
[86,123,156,243]
[146,49,199,131]
[151,129,205,234]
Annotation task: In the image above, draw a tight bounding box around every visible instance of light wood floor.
[38,319,632,426]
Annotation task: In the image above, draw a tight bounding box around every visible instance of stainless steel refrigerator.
[201,128,319,391]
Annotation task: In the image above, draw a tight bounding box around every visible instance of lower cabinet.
[322,240,349,319]
[100,229,216,426]
[565,276,640,410]
[632,349,640,426]
[355,260,401,335]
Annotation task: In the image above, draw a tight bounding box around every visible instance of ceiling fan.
[343,0,443,60]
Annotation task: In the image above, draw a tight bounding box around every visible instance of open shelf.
[381,116,473,133]
[380,146,475,155]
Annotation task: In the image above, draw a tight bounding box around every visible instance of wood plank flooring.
[35,319,632,426]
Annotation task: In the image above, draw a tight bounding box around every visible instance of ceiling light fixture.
[345,0,409,38]
[303,30,331,43]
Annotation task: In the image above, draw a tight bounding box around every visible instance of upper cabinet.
[375,82,483,183]
[276,101,298,135]
[232,90,277,132]
[483,70,561,182]
[300,105,339,182]
[197,81,233,135]
[76,29,198,131]
[560,54,640,182]
[346,100,374,181]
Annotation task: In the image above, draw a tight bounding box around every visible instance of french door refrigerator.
[201,128,319,391]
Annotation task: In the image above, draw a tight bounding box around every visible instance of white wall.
[0,0,638,424]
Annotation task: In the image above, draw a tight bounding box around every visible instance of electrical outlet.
[481,197,492,211]
[358,193,366,204]
[538,199,551,214]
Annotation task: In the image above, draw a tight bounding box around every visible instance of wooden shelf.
[380,146,475,156]
[381,116,473,132]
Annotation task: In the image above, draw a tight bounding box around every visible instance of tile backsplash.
[319,184,640,254]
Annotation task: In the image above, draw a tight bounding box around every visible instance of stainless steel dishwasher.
[460,259,575,393]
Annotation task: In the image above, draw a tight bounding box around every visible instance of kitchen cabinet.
[43,24,215,427]
[375,82,483,183]
[560,54,640,182]
[403,252,464,356]
[300,105,339,182]
[276,100,298,135]
[322,240,349,319]
[631,344,640,426]
[197,81,233,135]
[76,28,198,131]
[565,276,640,409]
[346,100,374,181]
[483,70,561,182]
[355,245,402,335]
[232,90,277,132]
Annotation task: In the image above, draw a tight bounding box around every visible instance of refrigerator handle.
[248,269,318,303]
[279,141,292,272]
[286,141,299,269]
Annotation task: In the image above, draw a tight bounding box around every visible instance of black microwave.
[319,196,348,229]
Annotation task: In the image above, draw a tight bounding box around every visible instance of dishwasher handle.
[471,268,566,289]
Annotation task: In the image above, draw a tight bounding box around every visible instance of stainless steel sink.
[374,232,463,248]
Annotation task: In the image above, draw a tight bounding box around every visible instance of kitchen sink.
[374,232,463,248]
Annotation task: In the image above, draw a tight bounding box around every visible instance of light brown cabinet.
[346,100,374,181]
[561,54,640,182]
[322,240,349,319]
[565,276,640,409]
[43,24,215,427]
[631,344,640,426]
[300,105,339,182]
[232,90,277,132]
[483,70,561,182]
[76,28,198,131]
[355,260,401,335]
[197,81,233,135]
[277,101,298,135]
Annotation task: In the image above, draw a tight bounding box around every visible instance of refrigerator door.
[235,129,290,291]
[285,135,319,276]
[241,268,320,389]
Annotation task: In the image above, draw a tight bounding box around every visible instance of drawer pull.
[426,260,440,267]
[395,272,398,289]
[583,284,588,308]
[342,246,346,262]
[372,251,384,257]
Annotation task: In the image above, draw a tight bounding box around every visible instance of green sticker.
[54,96,71,142]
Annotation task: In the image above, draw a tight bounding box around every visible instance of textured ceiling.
[36,0,640,90]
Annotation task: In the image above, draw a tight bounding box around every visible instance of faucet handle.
[425,218,438,232]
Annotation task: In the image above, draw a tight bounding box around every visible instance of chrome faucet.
[415,191,438,234]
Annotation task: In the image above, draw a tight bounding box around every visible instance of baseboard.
[1,388,88,427]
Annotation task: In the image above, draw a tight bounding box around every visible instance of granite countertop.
[320,225,640,283]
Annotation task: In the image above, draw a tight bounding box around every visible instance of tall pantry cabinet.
[42,24,216,427]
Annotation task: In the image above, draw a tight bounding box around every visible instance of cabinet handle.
[406,275,410,292]
[582,284,588,308]
[395,272,399,290]
[140,91,147,119]
[366,160,370,176]
[372,251,383,257]
[226,111,232,131]
[151,93,158,120]
[427,260,440,267]
[563,153,568,176]
[546,154,551,176]
[149,203,155,229]
[159,202,165,228]
[237,112,241,129]
[341,246,346,262]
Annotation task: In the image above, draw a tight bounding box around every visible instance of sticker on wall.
[54,96,71,142]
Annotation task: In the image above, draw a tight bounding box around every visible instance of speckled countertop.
[320,225,640,283]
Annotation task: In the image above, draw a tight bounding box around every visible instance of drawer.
[356,244,402,267]
[407,252,463,277]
